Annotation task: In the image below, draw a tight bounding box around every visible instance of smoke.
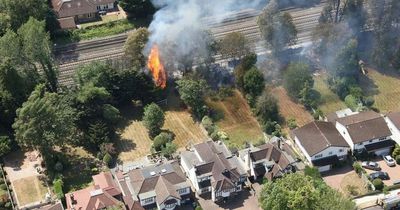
[146,0,266,70]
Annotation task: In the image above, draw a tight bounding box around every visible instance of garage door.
[318,165,331,172]
[374,148,391,156]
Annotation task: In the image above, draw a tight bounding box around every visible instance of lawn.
[116,89,208,163]
[313,72,347,114]
[339,172,368,197]
[361,68,400,113]
[54,18,150,45]
[206,90,264,147]
[271,87,313,128]
[13,176,48,207]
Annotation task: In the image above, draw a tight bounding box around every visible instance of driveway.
[322,165,353,191]
[364,159,400,186]
[197,183,262,210]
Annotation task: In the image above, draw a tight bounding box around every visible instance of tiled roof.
[293,121,349,156]
[387,112,400,129]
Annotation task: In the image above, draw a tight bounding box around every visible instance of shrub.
[210,131,220,141]
[103,153,112,167]
[373,178,384,191]
[54,162,63,172]
[287,118,297,129]
[195,206,203,210]
[345,95,359,111]
[396,155,400,165]
[218,87,234,99]
[0,184,6,190]
[346,185,359,196]
[53,178,64,199]
[201,116,216,135]
[353,162,363,175]
[392,146,400,159]
[153,132,174,152]
[313,109,323,120]
[304,166,321,179]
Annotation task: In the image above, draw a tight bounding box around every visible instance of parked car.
[361,161,381,171]
[369,171,390,180]
[383,155,396,167]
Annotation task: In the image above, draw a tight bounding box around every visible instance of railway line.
[56,3,326,85]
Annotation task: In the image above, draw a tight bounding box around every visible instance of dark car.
[361,161,381,171]
[369,171,389,180]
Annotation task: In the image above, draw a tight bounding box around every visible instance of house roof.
[336,111,392,143]
[57,17,76,29]
[293,121,349,156]
[387,112,400,129]
[51,0,97,18]
[124,161,189,206]
[66,172,122,210]
[37,201,64,210]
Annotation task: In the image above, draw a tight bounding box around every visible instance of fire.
[147,45,167,89]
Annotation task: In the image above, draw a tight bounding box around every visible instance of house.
[293,121,350,172]
[180,141,247,202]
[385,112,400,146]
[65,171,124,210]
[331,110,395,156]
[238,137,300,180]
[50,0,116,29]
[116,161,192,210]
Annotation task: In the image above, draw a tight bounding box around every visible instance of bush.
[0,184,6,190]
[313,109,323,120]
[345,94,359,111]
[373,178,384,191]
[353,162,363,175]
[396,155,400,165]
[153,132,174,152]
[201,116,216,135]
[218,87,234,99]
[210,131,220,141]
[53,178,64,199]
[287,118,297,129]
[195,206,203,210]
[392,146,400,159]
[103,153,112,167]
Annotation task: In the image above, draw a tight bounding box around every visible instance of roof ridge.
[314,121,331,148]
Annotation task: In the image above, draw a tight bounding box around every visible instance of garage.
[365,140,396,156]
[312,155,339,173]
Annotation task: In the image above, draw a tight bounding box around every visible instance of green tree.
[299,81,321,109]
[153,132,174,151]
[234,53,257,90]
[124,28,149,68]
[18,18,57,92]
[373,178,384,191]
[0,136,11,157]
[143,103,165,138]
[161,142,177,159]
[254,90,280,126]
[87,121,111,147]
[304,166,322,180]
[333,39,359,79]
[283,62,313,99]
[176,78,208,119]
[13,84,77,152]
[259,173,355,210]
[243,67,265,105]
[218,32,251,59]
[258,8,297,54]
[119,0,155,19]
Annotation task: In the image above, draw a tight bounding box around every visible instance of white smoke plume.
[146,0,266,69]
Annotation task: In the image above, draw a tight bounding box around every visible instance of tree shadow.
[115,138,136,152]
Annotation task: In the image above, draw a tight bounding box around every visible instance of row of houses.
[293,109,400,172]
[64,139,303,210]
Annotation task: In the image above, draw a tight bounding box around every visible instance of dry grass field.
[361,68,400,113]
[13,176,48,206]
[271,87,313,128]
[313,73,347,114]
[206,90,263,147]
[116,89,207,163]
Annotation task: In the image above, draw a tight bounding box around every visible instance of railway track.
[56,3,326,86]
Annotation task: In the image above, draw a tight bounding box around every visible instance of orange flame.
[147,45,167,89]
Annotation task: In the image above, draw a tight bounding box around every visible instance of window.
[379,137,386,141]
[236,185,241,191]
[315,154,323,158]
[359,142,363,145]
[178,188,187,195]
[143,197,154,204]
[369,140,373,143]
[339,149,344,152]
[328,151,333,155]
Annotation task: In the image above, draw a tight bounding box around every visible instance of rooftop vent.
[161,169,167,173]
[150,171,156,176]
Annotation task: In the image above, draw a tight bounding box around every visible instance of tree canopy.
[283,62,313,99]
[218,32,251,60]
[176,78,208,119]
[259,173,355,210]
[143,103,165,138]
[124,28,150,69]
[13,84,77,152]
[243,67,265,105]
[119,0,155,19]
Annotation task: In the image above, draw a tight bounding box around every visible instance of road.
[55,3,326,86]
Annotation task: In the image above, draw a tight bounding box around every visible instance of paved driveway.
[322,165,353,191]
[364,159,400,186]
[197,184,262,210]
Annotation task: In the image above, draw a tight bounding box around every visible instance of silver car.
[383,155,396,167]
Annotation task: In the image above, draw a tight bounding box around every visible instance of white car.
[383,155,396,167]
